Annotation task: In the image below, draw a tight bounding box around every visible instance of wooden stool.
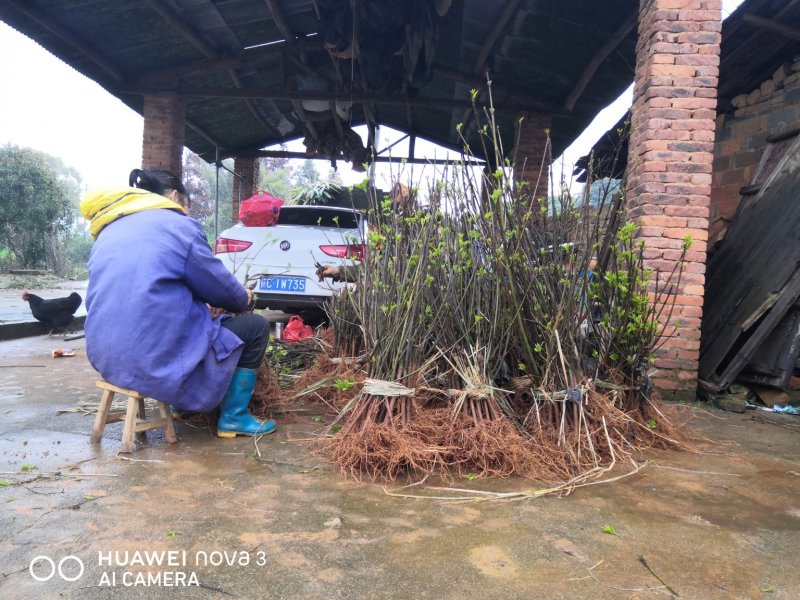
[90,380,177,453]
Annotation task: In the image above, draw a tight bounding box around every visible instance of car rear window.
[277,208,360,229]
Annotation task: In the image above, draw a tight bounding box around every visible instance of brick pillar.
[513,112,551,205]
[626,0,721,399]
[231,157,256,225]
[142,94,185,178]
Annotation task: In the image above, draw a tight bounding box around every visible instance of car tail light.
[319,244,365,262]
[215,238,253,254]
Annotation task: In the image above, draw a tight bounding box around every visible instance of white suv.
[214,205,365,313]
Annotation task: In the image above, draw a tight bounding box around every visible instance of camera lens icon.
[29,555,84,582]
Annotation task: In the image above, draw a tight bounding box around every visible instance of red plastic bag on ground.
[239,192,283,226]
[282,315,313,341]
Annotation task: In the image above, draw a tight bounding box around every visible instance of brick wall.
[710,59,800,243]
[513,113,552,203]
[141,94,185,178]
[231,157,256,226]
[626,0,722,399]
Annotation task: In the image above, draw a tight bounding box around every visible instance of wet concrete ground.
[0,335,799,600]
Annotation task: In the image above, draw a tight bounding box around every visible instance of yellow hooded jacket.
[80,187,187,239]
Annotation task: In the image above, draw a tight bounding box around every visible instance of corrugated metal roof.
[0,0,640,164]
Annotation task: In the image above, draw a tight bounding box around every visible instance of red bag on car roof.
[239,192,283,227]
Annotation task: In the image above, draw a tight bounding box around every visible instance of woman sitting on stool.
[80,168,276,438]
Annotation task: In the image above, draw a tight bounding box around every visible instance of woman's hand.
[208,288,253,318]
[316,265,342,282]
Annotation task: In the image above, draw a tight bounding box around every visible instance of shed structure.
[0,0,724,398]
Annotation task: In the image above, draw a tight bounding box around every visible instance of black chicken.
[22,291,83,332]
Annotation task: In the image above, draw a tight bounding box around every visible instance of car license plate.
[259,276,306,293]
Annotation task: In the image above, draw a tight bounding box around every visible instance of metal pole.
[214,146,220,239]
[369,124,379,190]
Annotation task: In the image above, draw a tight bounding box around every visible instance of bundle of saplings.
[322,107,688,482]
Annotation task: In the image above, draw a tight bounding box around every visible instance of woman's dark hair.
[129,168,186,196]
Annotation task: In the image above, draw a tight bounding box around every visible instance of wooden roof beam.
[376,133,409,156]
[563,13,637,111]
[143,0,278,136]
[434,66,557,113]
[473,0,522,75]
[120,84,539,112]
[262,0,324,142]
[247,149,484,166]
[265,0,294,42]
[132,38,323,86]
[743,13,800,43]
[721,0,800,67]
[219,119,478,162]
[141,0,217,59]
[459,0,522,132]
[266,1,335,86]
[186,119,224,151]
[3,0,123,82]
[228,70,280,136]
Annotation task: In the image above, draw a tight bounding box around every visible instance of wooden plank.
[120,397,139,453]
[96,380,145,398]
[120,84,533,112]
[90,389,115,444]
[134,418,170,433]
[740,304,800,387]
[106,411,125,423]
[767,123,800,144]
[458,0,522,131]
[713,270,800,388]
[740,293,778,331]
[700,133,800,376]
[736,373,785,388]
[160,403,178,444]
[564,13,637,111]
[743,13,800,43]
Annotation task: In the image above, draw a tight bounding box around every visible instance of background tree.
[182,150,233,241]
[293,159,320,188]
[257,148,293,200]
[584,177,621,208]
[183,150,213,223]
[0,144,78,271]
[289,159,347,205]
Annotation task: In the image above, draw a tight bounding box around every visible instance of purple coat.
[85,209,249,411]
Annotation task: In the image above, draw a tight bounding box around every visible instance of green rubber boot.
[217,368,277,438]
